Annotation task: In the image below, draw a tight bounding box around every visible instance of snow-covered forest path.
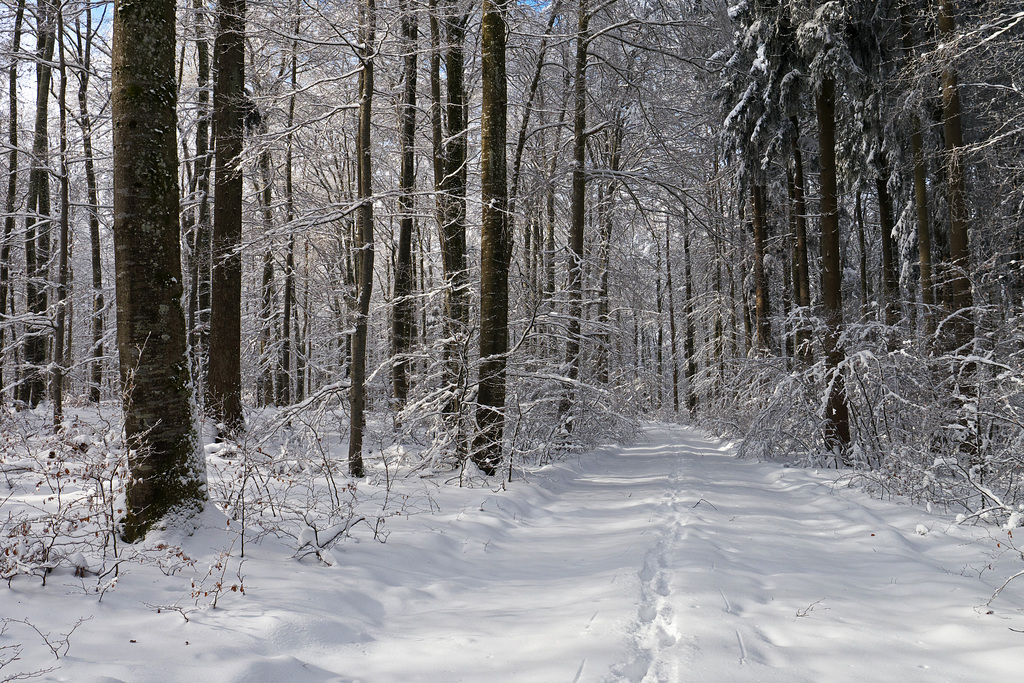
[12,426,1024,682]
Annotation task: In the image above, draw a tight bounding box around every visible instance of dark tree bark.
[682,211,697,414]
[855,191,869,319]
[208,0,245,433]
[73,9,105,403]
[875,169,899,328]
[1,0,25,403]
[750,184,771,352]
[899,5,935,337]
[254,147,276,407]
[816,76,852,459]
[937,0,975,350]
[665,221,679,413]
[190,0,213,393]
[789,118,812,364]
[112,0,206,541]
[20,1,56,408]
[348,0,375,478]
[561,0,588,420]
[392,0,417,406]
[53,5,70,429]
[474,0,510,474]
[280,9,299,406]
[431,0,470,454]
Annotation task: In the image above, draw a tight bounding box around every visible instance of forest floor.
[4,423,1024,681]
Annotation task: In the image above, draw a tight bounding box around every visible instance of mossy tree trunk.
[112,0,206,541]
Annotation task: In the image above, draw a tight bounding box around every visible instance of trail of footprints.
[615,472,688,682]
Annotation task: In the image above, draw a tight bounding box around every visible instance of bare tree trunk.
[255,148,276,407]
[682,210,697,414]
[474,0,510,473]
[899,5,935,337]
[53,5,70,429]
[665,220,679,414]
[937,0,974,350]
[72,9,105,403]
[750,184,771,352]
[816,75,852,460]
[113,0,205,541]
[789,118,812,364]
[348,0,375,478]
[431,0,470,455]
[392,0,417,406]
[208,0,245,433]
[875,168,899,329]
[21,1,56,408]
[280,7,299,406]
[191,0,213,394]
[855,190,869,319]
[1,0,25,403]
[561,0,588,420]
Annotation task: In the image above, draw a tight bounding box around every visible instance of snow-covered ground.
[4,425,1024,682]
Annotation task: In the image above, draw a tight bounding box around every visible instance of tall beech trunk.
[208,0,245,433]
[899,4,935,337]
[21,2,56,408]
[348,0,375,478]
[431,0,470,454]
[937,0,975,350]
[191,0,213,392]
[816,76,852,459]
[1,0,25,402]
[392,0,417,406]
[665,221,679,413]
[112,0,205,541]
[255,148,276,407]
[74,10,104,403]
[53,5,70,429]
[682,210,697,414]
[474,0,510,473]
[561,0,588,420]
[280,10,299,406]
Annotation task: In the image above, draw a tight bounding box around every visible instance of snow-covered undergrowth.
[3,415,1024,681]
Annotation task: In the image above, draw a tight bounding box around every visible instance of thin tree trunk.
[73,9,104,403]
[348,0,375,478]
[816,75,852,460]
[21,1,56,408]
[666,220,679,413]
[937,0,975,350]
[208,0,245,433]
[191,0,213,393]
[432,0,470,455]
[53,5,70,430]
[855,190,869,319]
[392,0,417,407]
[113,0,205,541]
[255,149,275,407]
[280,8,299,406]
[682,209,697,414]
[1,0,25,403]
[561,0,588,420]
[750,184,771,352]
[474,0,510,473]
[875,168,899,329]
[789,118,812,364]
[899,5,935,337]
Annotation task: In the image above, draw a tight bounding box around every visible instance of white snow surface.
[6,425,1024,681]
